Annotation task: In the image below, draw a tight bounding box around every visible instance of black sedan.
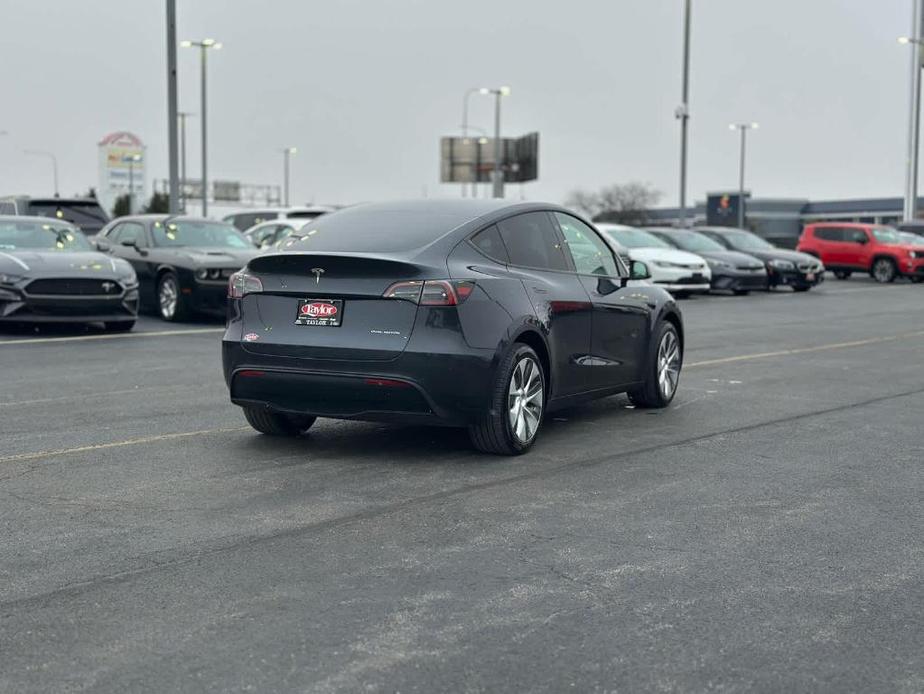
[224,200,684,455]
[0,216,138,329]
[95,215,259,321]
[646,227,768,294]
[696,226,824,291]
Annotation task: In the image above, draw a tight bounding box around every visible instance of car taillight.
[228,271,263,298]
[382,280,475,305]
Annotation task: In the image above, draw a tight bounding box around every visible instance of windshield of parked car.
[0,220,91,252]
[721,230,774,251]
[151,220,252,248]
[603,227,671,249]
[654,230,725,252]
[900,231,924,245]
[871,226,903,245]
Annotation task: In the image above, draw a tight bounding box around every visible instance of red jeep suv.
[798,222,924,283]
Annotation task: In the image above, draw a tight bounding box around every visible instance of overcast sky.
[0,0,914,211]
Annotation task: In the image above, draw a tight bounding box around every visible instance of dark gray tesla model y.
[223,200,684,455]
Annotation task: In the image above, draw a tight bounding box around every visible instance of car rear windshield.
[602,227,671,249]
[152,220,252,248]
[283,209,468,253]
[26,201,109,227]
[871,226,903,245]
[0,220,91,251]
[656,230,724,252]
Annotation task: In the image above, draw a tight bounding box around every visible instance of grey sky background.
[0,0,913,211]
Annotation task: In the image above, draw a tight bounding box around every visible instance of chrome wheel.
[657,329,681,400]
[872,259,895,283]
[507,356,543,444]
[158,275,178,319]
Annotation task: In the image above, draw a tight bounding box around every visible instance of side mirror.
[856,236,869,245]
[630,260,651,280]
[121,239,138,248]
[94,238,111,252]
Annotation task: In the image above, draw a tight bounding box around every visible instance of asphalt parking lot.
[1,277,922,692]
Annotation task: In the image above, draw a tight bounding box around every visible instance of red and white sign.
[300,302,338,318]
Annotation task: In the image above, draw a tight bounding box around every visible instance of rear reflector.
[237,370,265,378]
[364,378,412,388]
[383,279,475,306]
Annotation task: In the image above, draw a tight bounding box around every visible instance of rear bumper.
[222,339,497,426]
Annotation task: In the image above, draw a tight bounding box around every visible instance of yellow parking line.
[0,327,224,346]
[687,330,924,368]
[0,426,249,465]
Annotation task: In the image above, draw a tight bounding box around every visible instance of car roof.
[0,214,79,227]
[696,226,752,234]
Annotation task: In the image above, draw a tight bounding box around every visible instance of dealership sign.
[97,131,146,214]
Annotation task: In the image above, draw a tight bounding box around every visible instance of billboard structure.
[97,131,145,214]
[706,192,747,227]
[440,132,539,192]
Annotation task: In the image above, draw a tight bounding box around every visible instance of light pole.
[24,149,59,196]
[166,0,180,214]
[729,122,759,229]
[476,85,511,199]
[900,9,923,221]
[181,38,222,216]
[462,87,489,197]
[676,0,692,227]
[177,112,194,212]
[280,147,297,206]
[127,153,142,214]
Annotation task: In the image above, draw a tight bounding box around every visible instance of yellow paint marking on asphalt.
[0,426,249,465]
[687,330,924,368]
[0,327,224,346]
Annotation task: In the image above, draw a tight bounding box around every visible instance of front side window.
[0,220,91,252]
[555,213,619,277]
[497,212,569,271]
[151,220,251,248]
[118,222,146,246]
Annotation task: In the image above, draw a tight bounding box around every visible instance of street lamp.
[899,2,923,220]
[181,38,222,216]
[24,149,59,196]
[178,112,195,213]
[729,123,759,229]
[280,147,297,206]
[677,0,692,226]
[127,153,142,214]
[470,86,511,199]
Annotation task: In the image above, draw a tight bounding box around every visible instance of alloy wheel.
[159,276,178,319]
[657,330,681,400]
[873,259,895,283]
[507,356,543,444]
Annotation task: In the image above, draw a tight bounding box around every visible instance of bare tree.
[565,182,661,225]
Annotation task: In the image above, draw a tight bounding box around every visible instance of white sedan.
[596,223,711,295]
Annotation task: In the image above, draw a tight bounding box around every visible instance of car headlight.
[196,268,209,280]
[707,259,733,270]
[0,273,24,285]
[652,261,687,269]
[768,259,795,270]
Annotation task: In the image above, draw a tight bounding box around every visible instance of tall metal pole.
[904,0,923,221]
[283,149,290,206]
[179,112,189,213]
[738,126,746,228]
[462,88,486,197]
[492,91,503,199]
[165,0,180,214]
[677,0,691,227]
[200,45,208,217]
[128,159,135,214]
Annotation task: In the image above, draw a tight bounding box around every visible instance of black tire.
[157,271,189,321]
[911,276,923,284]
[871,258,897,283]
[628,321,682,408]
[243,406,316,436]
[793,286,811,292]
[104,321,135,332]
[833,270,852,280]
[732,289,750,296]
[469,344,545,455]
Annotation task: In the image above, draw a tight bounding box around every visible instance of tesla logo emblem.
[101,282,116,293]
[311,268,325,285]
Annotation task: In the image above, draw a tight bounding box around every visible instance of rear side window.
[470,225,509,263]
[497,212,569,271]
[814,227,843,241]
